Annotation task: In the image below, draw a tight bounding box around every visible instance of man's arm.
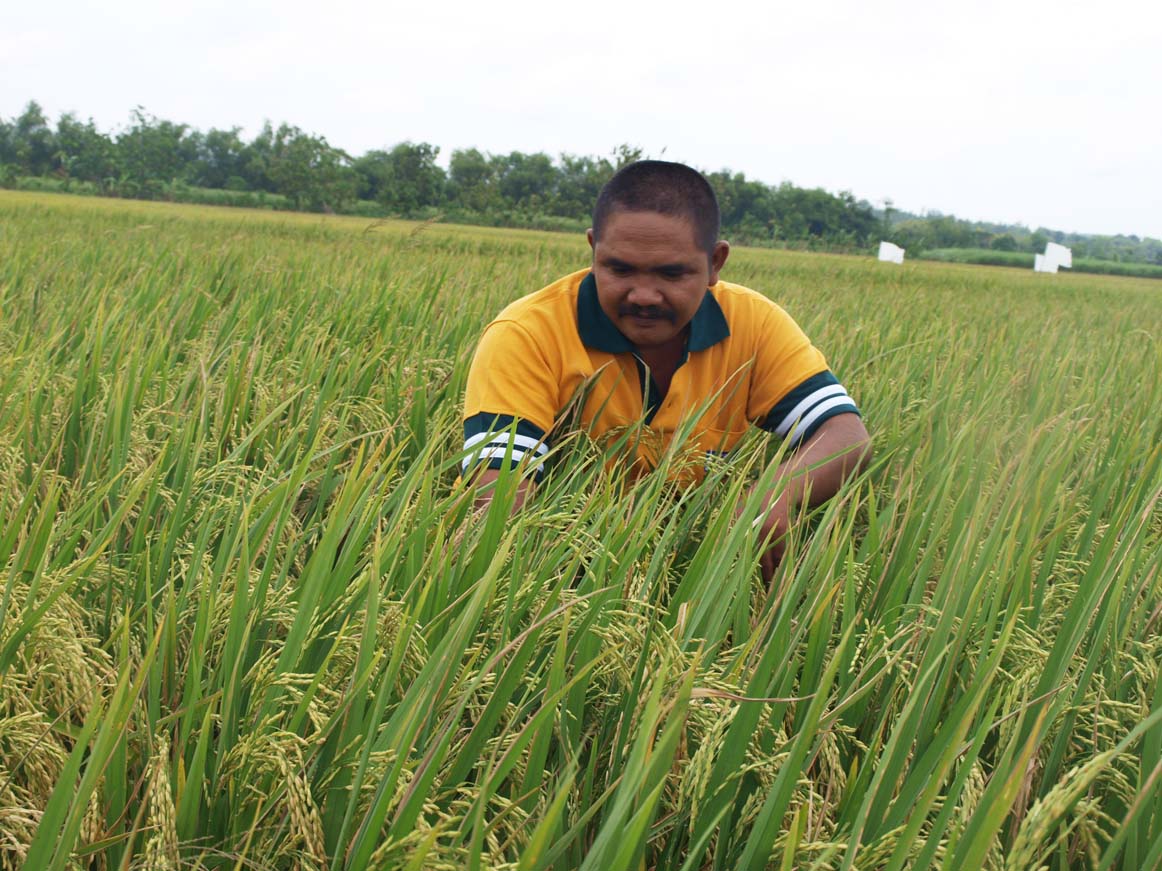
[461,417,549,513]
[462,316,557,515]
[471,468,536,513]
[749,412,872,584]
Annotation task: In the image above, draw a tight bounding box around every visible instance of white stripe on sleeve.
[774,384,849,436]
[464,432,491,451]
[474,446,529,463]
[462,432,547,456]
[461,446,546,475]
[505,434,548,456]
[462,445,526,471]
[786,396,859,444]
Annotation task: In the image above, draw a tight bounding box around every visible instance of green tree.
[239,123,280,193]
[448,148,499,213]
[54,112,117,183]
[0,116,14,170]
[707,170,778,243]
[887,219,938,254]
[354,142,445,214]
[764,185,877,247]
[493,151,556,211]
[881,198,895,240]
[266,123,356,211]
[990,233,1018,252]
[191,127,248,190]
[611,143,644,170]
[11,101,56,175]
[553,153,613,218]
[116,108,198,194]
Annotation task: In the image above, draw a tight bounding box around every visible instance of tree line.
[0,101,877,248]
[882,207,1162,266]
[3,100,1159,263]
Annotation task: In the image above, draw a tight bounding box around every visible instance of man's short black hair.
[592,160,720,256]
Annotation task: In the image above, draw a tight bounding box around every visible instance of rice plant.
[1,189,1161,869]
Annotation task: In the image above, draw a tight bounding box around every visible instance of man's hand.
[746,412,872,587]
[754,492,792,586]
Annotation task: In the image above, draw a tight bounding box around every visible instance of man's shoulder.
[712,280,796,328]
[492,268,588,328]
[713,279,775,306]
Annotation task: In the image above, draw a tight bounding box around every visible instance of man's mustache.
[619,304,676,323]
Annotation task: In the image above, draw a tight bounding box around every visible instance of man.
[462,160,870,582]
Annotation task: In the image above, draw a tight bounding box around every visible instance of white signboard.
[1045,242,1072,269]
[1034,253,1059,274]
[878,241,905,264]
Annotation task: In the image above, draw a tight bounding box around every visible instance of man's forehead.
[595,209,702,254]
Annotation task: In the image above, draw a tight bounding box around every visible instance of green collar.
[575,272,730,354]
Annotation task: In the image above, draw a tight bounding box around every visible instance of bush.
[14,175,68,193]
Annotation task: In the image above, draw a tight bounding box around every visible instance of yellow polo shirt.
[463,268,859,481]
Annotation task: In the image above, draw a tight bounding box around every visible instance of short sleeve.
[746,301,860,445]
[462,319,560,480]
[463,413,550,480]
[760,370,860,446]
[745,301,830,422]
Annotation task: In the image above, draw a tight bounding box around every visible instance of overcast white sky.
[3,0,1160,238]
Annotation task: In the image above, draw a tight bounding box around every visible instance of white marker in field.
[878,241,905,264]
[1045,242,1072,269]
[1034,254,1059,274]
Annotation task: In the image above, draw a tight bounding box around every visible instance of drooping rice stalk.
[1,189,1160,869]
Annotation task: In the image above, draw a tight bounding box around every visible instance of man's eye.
[660,270,685,280]
[610,265,632,275]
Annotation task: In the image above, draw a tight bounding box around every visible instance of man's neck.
[634,330,688,397]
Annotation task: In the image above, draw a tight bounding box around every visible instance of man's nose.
[626,282,664,306]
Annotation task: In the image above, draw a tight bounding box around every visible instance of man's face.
[588,210,730,351]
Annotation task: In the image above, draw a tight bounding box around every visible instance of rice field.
[1,189,1161,870]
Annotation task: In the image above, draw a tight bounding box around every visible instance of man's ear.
[586,228,596,251]
[709,240,730,284]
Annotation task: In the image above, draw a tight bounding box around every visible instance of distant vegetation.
[3,99,1161,268]
[918,248,1162,279]
[884,211,1162,269]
